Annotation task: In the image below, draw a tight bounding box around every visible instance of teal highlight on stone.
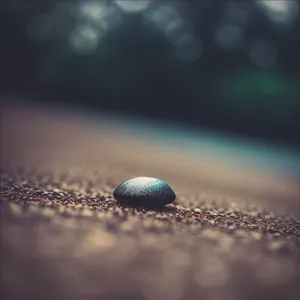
[113,177,176,208]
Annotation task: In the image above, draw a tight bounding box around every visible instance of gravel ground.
[1,103,300,300]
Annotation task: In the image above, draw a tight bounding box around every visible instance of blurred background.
[1,0,300,146]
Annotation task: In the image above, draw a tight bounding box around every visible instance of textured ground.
[1,102,300,300]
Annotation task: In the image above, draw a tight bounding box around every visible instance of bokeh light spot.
[256,0,299,24]
[115,0,152,13]
[77,1,122,31]
[69,25,100,55]
[144,4,183,37]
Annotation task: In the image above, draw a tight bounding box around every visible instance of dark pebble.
[113,177,176,208]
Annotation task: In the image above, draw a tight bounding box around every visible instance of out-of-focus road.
[1,102,300,300]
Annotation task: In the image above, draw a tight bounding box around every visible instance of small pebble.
[113,177,176,208]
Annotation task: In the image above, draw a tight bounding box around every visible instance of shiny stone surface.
[113,177,176,207]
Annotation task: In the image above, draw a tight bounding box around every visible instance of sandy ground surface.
[1,102,300,300]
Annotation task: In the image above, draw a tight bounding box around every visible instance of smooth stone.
[113,177,176,207]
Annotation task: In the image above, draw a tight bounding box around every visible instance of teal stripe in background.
[98,113,300,176]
